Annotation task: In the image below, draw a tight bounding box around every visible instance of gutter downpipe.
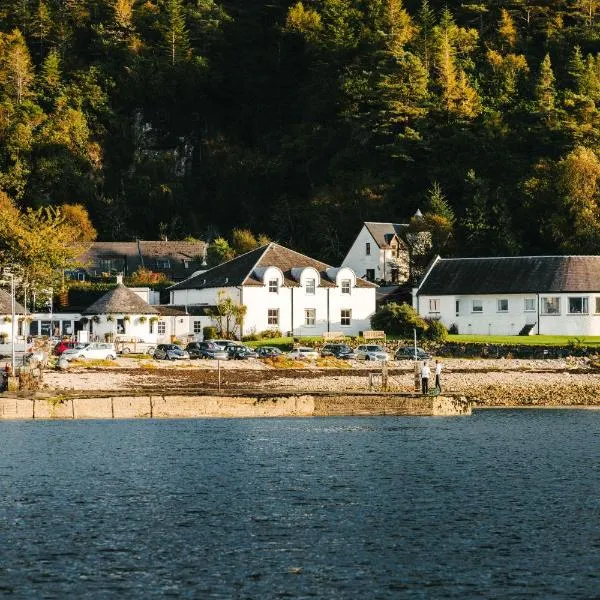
[327,288,330,332]
[239,286,244,338]
[537,292,540,335]
[290,287,294,336]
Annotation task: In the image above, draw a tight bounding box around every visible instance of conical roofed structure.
[82,283,159,315]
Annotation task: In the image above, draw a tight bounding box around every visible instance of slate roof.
[82,284,160,315]
[157,305,215,317]
[169,243,377,291]
[418,256,600,295]
[364,222,408,249]
[77,240,206,281]
[0,288,25,314]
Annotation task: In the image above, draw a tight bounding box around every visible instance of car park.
[62,342,117,361]
[288,347,319,360]
[395,346,431,360]
[227,345,258,360]
[255,346,283,359]
[185,341,228,360]
[355,344,390,361]
[320,343,356,360]
[153,344,190,360]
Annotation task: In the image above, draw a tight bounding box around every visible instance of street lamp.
[0,271,16,375]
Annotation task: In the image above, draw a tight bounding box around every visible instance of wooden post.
[414,362,421,392]
[217,359,221,393]
[381,360,388,391]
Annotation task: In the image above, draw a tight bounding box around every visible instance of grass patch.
[446,334,600,347]
[71,358,117,367]
[262,356,306,369]
[315,357,351,369]
[139,361,157,369]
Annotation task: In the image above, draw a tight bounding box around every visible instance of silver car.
[62,342,117,361]
[355,344,390,361]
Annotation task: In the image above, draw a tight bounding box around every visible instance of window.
[472,300,483,313]
[305,309,316,326]
[156,259,171,269]
[341,279,351,294]
[117,318,125,334]
[366,242,371,256]
[366,269,375,281]
[157,321,166,335]
[596,297,600,314]
[268,309,279,326]
[306,278,316,295]
[429,299,440,313]
[497,299,508,312]
[193,321,202,334]
[524,298,536,312]
[568,297,588,314]
[541,297,560,315]
[455,300,460,316]
[268,279,279,293]
[341,309,351,326]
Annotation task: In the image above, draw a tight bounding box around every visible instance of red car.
[53,341,77,356]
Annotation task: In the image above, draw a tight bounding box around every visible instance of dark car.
[227,345,258,360]
[395,346,430,360]
[186,341,228,360]
[256,346,283,359]
[153,344,190,360]
[320,343,356,360]
[53,340,77,356]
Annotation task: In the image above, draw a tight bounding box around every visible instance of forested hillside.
[1,0,600,262]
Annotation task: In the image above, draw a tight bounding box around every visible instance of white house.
[414,255,600,336]
[169,242,377,338]
[341,222,410,284]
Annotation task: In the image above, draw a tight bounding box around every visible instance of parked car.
[320,343,356,360]
[207,339,235,349]
[256,346,283,359]
[53,340,77,356]
[153,344,190,360]
[185,341,228,360]
[288,347,319,360]
[395,346,431,360]
[355,344,390,361]
[62,342,117,361]
[228,345,258,360]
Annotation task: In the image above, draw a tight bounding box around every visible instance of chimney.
[116,273,124,285]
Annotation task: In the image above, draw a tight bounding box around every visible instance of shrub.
[448,323,458,335]
[370,302,427,338]
[203,326,217,340]
[424,317,448,342]
[259,329,282,339]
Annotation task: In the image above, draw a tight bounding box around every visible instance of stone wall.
[0,393,471,420]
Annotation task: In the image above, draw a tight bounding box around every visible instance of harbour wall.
[0,392,471,419]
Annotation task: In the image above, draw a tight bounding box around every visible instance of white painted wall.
[416,292,600,336]
[341,226,380,280]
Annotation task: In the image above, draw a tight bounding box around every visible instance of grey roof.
[77,240,207,281]
[0,288,25,314]
[169,242,377,291]
[418,256,600,295]
[82,284,159,314]
[364,222,408,249]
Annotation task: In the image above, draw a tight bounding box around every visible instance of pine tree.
[535,53,556,114]
[415,0,436,75]
[0,29,34,105]
[164,0,190,65]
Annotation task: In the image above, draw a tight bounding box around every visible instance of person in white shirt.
[435,359,442,392]
[420,361,430,394]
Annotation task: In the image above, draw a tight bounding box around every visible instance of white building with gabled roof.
[169,242,377,337]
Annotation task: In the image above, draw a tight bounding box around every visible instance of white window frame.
[524,298,536,312]
[595,297,600,314]
[366,242,371,256]
[193,321,202,334]
[306,278,316,295]
[471,299,483,313]
[341,309,351,327]
[304,308,316,326]
[267,309,279,326]
[157,321,166,335]
[429,299,440,313]
[268,279,279,293]
[568,296,588,315]
[341,279,351,295]
[455,299,460,316]
[541,297,560,315]
[497,299,508,313]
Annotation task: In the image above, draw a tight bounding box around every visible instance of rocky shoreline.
[38,356,600,408]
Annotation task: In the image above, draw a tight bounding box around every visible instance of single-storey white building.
[169,242,377,338]
[414,255,600,336]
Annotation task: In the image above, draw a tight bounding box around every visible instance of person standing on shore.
[435,359,442,392]
[420,361,430,394]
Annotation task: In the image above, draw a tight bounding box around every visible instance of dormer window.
[156,259,171,269]
[183,259,190,269]
[268,279,279,293]
[306,278,316,295]
[341,279,351,294]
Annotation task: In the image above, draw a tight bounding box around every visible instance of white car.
[62,342,117,361]
[288,347,319,360]
[355,344,390,361]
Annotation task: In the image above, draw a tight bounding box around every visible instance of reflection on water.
[0,411,599,598]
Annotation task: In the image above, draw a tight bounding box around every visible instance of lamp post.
[1,271,16,375]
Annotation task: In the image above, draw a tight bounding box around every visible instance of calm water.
[0,411,599,599]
